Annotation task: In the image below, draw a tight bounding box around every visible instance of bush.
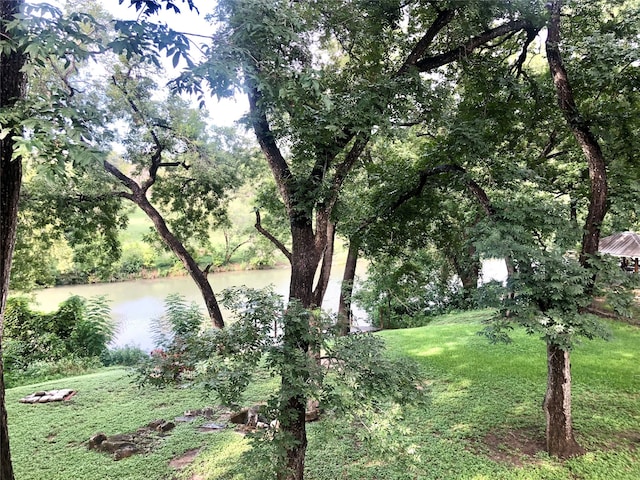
[5,356,102,388]
[136,294,205,386]
[101,345,149,367]
[3,295,115,372]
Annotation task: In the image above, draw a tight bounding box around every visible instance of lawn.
[6,310,640,479]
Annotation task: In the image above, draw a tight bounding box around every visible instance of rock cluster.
[19,389,76,403]
[87,419,175,461]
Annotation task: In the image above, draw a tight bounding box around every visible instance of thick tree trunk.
[279,223,321,480]
[449,242,480,306]
[543,343,585,458]
[1,1,26,478]
[546,0,607,270]
[543,0,608,458]
[135,194,225,329]
[459,262,479,305]
[338,238,359,336]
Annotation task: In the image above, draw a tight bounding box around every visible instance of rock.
[88,433,107,449]
[146,419,165,429]
[102,440,137,454]
[157,421,175,432]
[305,409,319,422]
[229,409,249,425]
[197,423,226,433]
[305,399,321,422]
[19,389,76,404]
[201,407,216,418]
[114,446,138,461]
[174,416,196,423]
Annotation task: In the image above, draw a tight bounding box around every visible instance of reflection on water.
[31,258,507,352]
[33,264,360,352]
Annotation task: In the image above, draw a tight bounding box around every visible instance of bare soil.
[479,427,547,467]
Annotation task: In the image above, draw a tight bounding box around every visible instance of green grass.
[6,311,640,479]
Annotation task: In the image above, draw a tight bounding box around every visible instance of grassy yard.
[6,310,640,479]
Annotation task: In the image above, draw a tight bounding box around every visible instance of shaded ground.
[480,428,547,467]
[479,427,640,467]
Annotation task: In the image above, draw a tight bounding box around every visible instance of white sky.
[106,0,249,126]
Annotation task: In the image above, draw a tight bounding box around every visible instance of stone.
[229,409,249,425]
[88,433,107,449]
[174,416,196,423]
[197,423,226,433]
[146,419,165,429]
[157,421,175,433]
[114,446,138,461]
[101,440,136,454]
[19,389,76,404]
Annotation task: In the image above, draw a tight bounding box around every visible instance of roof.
[598,231,640,258]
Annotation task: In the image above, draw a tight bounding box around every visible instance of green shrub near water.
[100,345,149,367]
[3,295,115,386]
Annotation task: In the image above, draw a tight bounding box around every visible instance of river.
[31,262,364,352]
[30,258,507,352]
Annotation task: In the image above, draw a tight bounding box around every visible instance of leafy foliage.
[138,286,425,476]
[3,295,115,369]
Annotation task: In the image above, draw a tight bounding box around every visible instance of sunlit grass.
[6,311,640,479]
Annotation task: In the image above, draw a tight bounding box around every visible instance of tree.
[541,0,608,458]
[101,60,247,329]
[0,1,26,477]
[468,0,638,459]
[180,2,539,478]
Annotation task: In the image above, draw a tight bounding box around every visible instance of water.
[30,258,508,352]
[31,263,363,352]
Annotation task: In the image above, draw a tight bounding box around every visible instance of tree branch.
[246,77,294,213]
[254,209,292,262]
[397,8,455,75]
[103,158,141,195]
[415,19,532,72]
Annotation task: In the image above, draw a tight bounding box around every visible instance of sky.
[104,0,250,126]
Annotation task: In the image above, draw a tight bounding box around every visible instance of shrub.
[136,294,205,385]
[101,345,149,367]
[3,295,115,368]
[5,356,102,388]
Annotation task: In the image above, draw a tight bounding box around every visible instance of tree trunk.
[1,1,26,478]
[543,343,585,458]
[338,238,359,336]
[135,193,225,329]
[278,222,322,480]
[312,220,335,307]
[0,149,20,480]
[546,0,608,271]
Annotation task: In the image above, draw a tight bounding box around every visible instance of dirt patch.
[169,448,202,469]
[479,427,547,467]
[605,430,640,451]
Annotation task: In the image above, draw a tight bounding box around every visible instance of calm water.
[32,263,363,351]
[31,259,507,352]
